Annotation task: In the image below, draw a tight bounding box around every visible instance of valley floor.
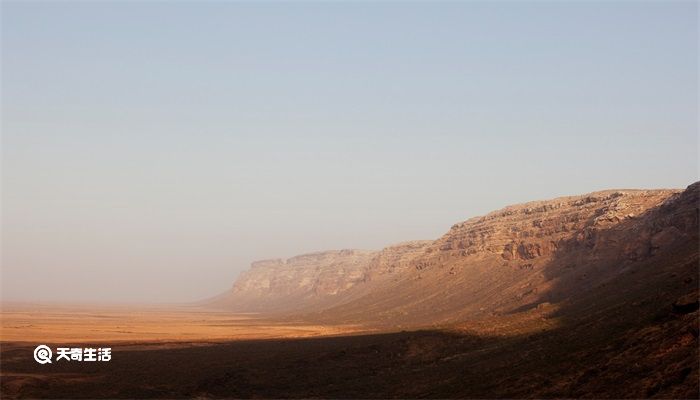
[0,303,362,344]
[1,302,697,399]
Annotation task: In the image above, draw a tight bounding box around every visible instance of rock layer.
[213,183,699,330]
[214,249,376,312]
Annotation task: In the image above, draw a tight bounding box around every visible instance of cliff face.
[314,183,698,327]
[413,188,682,271]
[212,240,436,313]
[217,249,377,312]
[234,250,375,297]
[214,183,698,328]
[364,240,432,279]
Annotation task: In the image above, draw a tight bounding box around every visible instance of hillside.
[213,183,698,329]
[195,183,700,397]
[200,183,700,398]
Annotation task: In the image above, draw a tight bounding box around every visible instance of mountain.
[213,183,698,331]
[202,183,698,397]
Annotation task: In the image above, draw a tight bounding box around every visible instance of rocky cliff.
[213,249,376,312]
[213,183,699,329]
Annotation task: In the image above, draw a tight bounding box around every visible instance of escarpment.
[212,249,376,312]
[212,183,699,330]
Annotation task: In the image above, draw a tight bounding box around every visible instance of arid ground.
[0,304,370,398]
[1,297,698,399]
[0,303,362,343]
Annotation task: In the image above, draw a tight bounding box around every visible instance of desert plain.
[0,303,372,398]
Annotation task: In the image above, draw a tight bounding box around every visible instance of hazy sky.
[2,1,697,303]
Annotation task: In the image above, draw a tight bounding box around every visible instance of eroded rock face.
[213,240,435,312]
[223,249,376,312]
[411,188,683,273]
[212,183,698,326]
[364,241,432,280]
[237,250,375,296]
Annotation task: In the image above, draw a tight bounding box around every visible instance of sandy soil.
[0,303,365,345]
[1,302,697,399]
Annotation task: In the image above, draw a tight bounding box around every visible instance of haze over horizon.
[2,1,698,303]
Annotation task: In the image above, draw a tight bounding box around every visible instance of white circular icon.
[34,345,52,364]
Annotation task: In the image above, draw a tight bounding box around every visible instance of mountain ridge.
[210,183,698,332]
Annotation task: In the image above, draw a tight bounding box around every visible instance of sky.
[1,1,697,303]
